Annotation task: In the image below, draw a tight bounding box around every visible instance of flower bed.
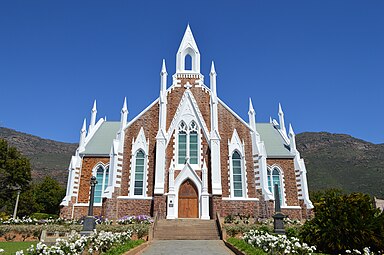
[14,230,133,255]
[243,229,316,254]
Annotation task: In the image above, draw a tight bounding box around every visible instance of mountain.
[0,127,77,186]
[296,132,384,198]
[0,127,383,197]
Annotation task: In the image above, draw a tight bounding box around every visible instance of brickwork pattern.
[267,159,299,206]
[78,157,110,203]
[217,103,256,199]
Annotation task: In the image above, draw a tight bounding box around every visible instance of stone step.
[154,219,220,240]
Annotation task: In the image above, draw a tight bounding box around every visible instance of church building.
[60,26,313,220]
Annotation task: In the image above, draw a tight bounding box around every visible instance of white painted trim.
[125,99,159,130]
[218,98,253,131]
[267,164,287,207]
[281,205,302,209]
[222,197,259,201]
[228,129,247,199]
[117,196,153,200]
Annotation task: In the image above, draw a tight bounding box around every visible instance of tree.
[0,139,32,215]
[34,176,65,215]
[301,190,384,253]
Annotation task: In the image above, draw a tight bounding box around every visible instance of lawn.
[0,241,38,255]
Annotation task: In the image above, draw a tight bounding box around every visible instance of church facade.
[60,26,313,220]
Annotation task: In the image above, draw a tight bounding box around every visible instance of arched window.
[189,122,198,164]
[178,122,187,164]
[267,167,283,202]
[232,151,243,197]
[177,121,199,165]
[134,150,145,196]
[184,54,192,70]
[93,165,109,203]
[267,169,272,192]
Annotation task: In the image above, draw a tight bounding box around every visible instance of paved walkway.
[140,240,235,255]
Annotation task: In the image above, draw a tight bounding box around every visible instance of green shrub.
[301,190,384,254]
[30,212,59,220]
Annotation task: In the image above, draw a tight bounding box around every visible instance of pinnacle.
[210,61,216,75]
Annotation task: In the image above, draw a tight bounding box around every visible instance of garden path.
[139,240,235,255]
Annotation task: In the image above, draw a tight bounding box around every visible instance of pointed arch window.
[93,165,109,203]
[267,167,283,202]
[134,150,145,196]
[232,151,244,197]
[177,121,200,165]
[185,54,192,70]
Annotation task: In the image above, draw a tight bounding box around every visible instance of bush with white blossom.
[243,229,316,255]
[15,229,133,255]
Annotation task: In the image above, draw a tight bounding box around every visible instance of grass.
[102,239,145,255]
[0,241,38,255]
[227,237,266,255]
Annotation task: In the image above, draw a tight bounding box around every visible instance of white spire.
[210,61,217,100]
[176,24,201,73]
[90,100,97,132]
[278,103,286,135]
[120,97,128,130]
[269,116,273,123]
[289,123,297,152]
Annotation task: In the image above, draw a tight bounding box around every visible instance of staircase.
[153,219,220,240]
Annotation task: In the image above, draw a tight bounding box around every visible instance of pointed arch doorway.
[178,179,198,218]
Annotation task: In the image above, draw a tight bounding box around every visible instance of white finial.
[269,116,273,123]
[210,61,216,75]
[289,123,297,152]
[210,61,217,98]
[121,97,128,130]
[160,59,167,98]
[249,98,255,114]
[289,123,295,136]
[81,118,86,132]
[161,59,167,75]
[79,118,87,149]
[278,103,286,135]
[122,97,128,113]
[90,100,97,131]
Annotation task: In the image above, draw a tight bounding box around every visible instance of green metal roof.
[256,123,293,158]
[82,121,120,155]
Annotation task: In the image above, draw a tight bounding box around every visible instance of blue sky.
[0,1,383,144]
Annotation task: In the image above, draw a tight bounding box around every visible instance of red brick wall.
[217,103,256,199]
[267,159,299,206]
[122,104,159,197]
[78,157,110,203]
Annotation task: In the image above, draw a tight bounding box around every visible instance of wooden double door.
[178,179,198,218]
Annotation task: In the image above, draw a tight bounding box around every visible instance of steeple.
[176,25,201,73]
[120,97,128,130]
[289,124,297,152]
[278,103,286,136]
[89,100,97,132]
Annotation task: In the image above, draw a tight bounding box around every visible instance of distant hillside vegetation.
[0,127,77,186]
[1,127,383,197]
[296,132,384,198]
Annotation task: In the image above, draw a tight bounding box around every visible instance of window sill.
[222,197,259,201]
[117,196,153,200]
